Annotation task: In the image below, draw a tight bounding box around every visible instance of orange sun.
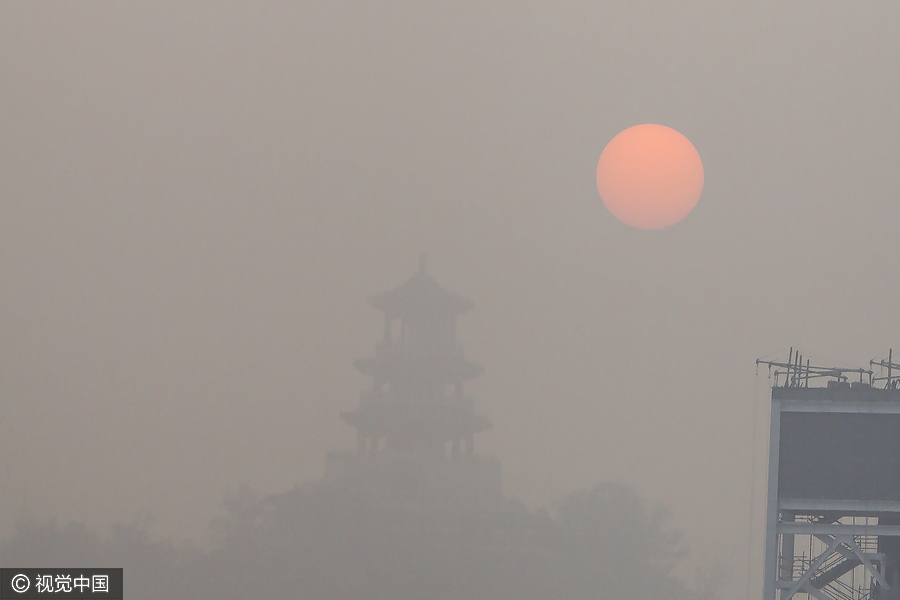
[596,124,704,229]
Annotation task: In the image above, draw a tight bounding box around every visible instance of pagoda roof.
[370,257,473,317]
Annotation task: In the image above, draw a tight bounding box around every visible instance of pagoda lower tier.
[340,400,491,458]
[353,345,484,385]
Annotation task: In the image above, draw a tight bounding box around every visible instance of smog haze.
[2,3,900,598]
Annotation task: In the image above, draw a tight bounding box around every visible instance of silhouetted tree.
[0,482,712,600]
[554,482,702,600]
[0,516,205,600]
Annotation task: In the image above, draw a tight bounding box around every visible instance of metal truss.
[776,521,887,600]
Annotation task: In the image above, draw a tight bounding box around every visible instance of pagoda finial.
[418,253,427,273]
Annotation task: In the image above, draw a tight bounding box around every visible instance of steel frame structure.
[763,379,900,600]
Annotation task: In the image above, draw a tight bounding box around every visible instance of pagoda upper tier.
[354,258,484,399]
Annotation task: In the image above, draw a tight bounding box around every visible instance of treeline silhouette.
[1,482,714,600]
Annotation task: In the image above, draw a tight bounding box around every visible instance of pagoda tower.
[325,258,501,507]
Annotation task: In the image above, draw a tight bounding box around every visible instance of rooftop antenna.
[870,348,900,389]
[756,348,872,388]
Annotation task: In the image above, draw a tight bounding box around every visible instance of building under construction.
[760,351,900,600]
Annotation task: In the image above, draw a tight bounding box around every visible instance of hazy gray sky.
[2,2,899,596]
